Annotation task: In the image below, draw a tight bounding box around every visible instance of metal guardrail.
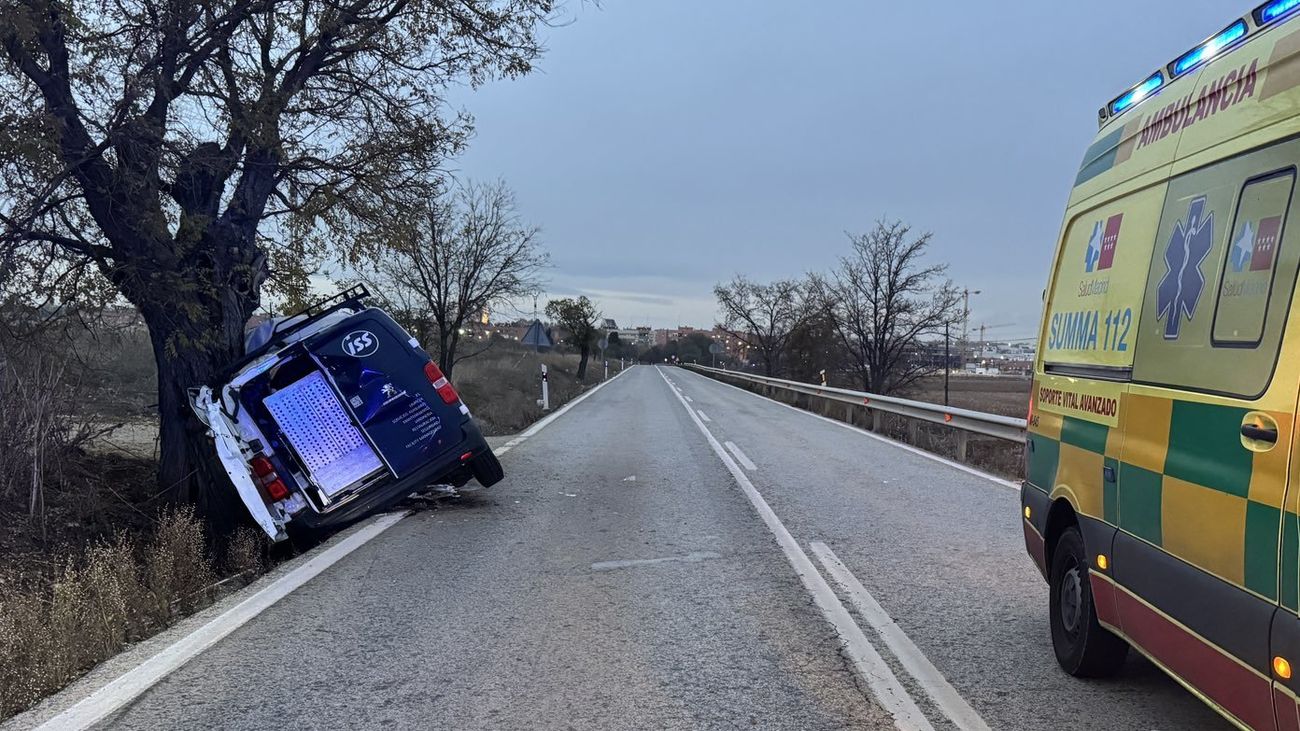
[682,364,1027,461]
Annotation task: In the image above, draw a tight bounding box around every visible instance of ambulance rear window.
[1210,170,1296,347]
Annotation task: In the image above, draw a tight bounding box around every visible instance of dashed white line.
[685,395,694,403]
[811,542,991,731]
[697,409,712,422]
[724,441,757,471]
[678,368,1017,491]
[655,367,934,731]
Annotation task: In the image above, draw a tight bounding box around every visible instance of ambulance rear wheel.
[1049,526,1128,677]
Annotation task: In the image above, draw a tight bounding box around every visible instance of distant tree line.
[714,220,961,396]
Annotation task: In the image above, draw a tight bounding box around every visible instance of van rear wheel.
[1049,526,1128,677]
[470,450,505,487]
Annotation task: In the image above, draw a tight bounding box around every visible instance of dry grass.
[452,345,602,436]
[0,506,242,721]
[905,375,1031,418]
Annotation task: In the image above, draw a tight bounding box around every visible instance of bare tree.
[545,296,600,381]
[713,275,817,377]
[823,221,960,395]
[0,0,554,526]
[363,179,547,377]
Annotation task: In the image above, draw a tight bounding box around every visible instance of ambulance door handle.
[1241,424,1278,444]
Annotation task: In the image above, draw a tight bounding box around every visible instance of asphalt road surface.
[92,365,1227,730]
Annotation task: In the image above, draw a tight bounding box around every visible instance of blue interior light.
[1259,0,1300,24]
[1112,73,1165,115]
[1171,20,1249,77]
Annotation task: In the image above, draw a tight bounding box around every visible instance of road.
[90,365,1226,730]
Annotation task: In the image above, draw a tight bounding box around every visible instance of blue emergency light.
[1110,73,1165,115]
[1170,20,1249,77]
[1100,1,1300,125]
[1258,0,1300,24]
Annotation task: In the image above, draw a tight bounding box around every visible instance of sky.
[448,0,1235,341]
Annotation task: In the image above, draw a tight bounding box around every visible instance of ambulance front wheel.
[1049,526,1128,677]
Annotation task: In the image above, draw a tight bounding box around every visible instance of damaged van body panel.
[191,286,505,540]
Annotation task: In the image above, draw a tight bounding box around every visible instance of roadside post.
[598,336,609,380]
[540,363,550,410]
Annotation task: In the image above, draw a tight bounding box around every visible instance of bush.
[0,508,219,721]
[0,354,96,534]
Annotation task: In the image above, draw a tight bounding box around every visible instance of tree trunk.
[442,331,459,377]
[142,300,251,536]
[577,344,590,381]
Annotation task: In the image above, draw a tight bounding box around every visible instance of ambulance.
[1023,2,1300,728]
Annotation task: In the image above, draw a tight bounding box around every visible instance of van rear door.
[306,310,466,478]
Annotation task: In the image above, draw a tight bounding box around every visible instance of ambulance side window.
[1211,170,1296,347]
[1131,137,1300,399]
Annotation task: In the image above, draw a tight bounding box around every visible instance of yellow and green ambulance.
[1023,2,1300,728]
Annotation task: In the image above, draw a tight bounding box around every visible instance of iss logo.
[1155,197,1215,340]
[1085,214,1123,273]
[342,330,379,358]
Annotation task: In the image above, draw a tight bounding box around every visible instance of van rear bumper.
[292,419,492,532]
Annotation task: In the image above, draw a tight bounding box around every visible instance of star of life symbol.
[1155,197,1215,340]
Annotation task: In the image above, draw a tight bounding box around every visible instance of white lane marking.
[655,367,934,731]
[685,395,694,403]
[622,475,637,482]
[496,365,634,457]
[679,369,1017,491]
[697,409,712,422]
[30,369,634,730]
[724,441,757,471]
[591,551,721,571]
[811,542,991,731]
[37,512,409,731]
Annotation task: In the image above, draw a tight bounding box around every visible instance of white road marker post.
[541,363,550,411]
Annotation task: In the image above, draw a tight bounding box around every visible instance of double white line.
[656,367,989,731]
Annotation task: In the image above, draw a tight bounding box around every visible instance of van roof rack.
[210,285,373,386]
[272,284,371,341]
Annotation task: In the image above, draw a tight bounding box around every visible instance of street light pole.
[944,321,951,407]
[961,288,981,369]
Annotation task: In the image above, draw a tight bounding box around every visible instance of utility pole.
[961,288,981,368]
[944,321,951,407]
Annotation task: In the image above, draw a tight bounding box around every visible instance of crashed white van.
[191,286,503,541]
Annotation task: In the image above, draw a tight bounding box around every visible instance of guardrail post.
[871,410,881,432]
[956,430,969,462]
[844,403,853,424]
[907,420,919,445]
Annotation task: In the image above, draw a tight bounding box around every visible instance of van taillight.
[249,456,290,501]
[423,362,460,405]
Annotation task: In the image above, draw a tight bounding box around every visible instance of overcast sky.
[449,0,1234,340]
